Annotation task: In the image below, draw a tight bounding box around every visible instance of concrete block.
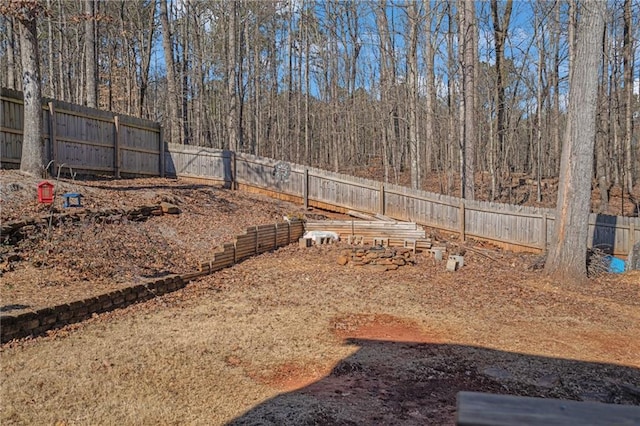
[449,255,464,267]
[299,237,312,248]
[446,257,458,272]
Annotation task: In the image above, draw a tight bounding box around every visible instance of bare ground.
[1,171,639,425]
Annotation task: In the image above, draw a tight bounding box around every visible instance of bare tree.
[460,0,477,199]
[489,0,512,200]
[1,1,45,176]
[1,16,18,89]
[622,0,635,196]
[545,1,606,281]
[159,0,180,144]
[406,1,421,189]
[84,0,96,108]
[225,1,239,151]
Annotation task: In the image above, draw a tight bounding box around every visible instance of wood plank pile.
[199,219,304,272]
[305,220,431,250]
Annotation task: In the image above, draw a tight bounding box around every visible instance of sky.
[149,0,640,100]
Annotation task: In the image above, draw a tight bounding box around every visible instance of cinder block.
[373,237,389,247]
[299,238,312,248]
[446,257,458,272]
[432,249,444,261]
[449,255,464,267]
[404,239,417,253]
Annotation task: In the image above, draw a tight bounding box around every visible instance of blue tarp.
[604,256,626,274]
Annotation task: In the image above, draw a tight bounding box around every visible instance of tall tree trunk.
[407,1,420,189]
[423,0,435,176]
[490,0,512,201]
[460,0,476,200]
[46,0,55,97]
[596,22,611,213]
[17,9,45,176]
[622,0,634,195]
[446,2,456,195]
[138,1,156,118]
[85,0,97,108]
[226,2,238,151]
[57,0,67,101]
[551,1,561,176]
[159,0,180,144]
[535,18,545,204]
[6,17,17,89]
[545,1,606,281]
[375,1,399,182]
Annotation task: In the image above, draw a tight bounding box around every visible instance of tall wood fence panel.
[165,143,231,184]
[1,90,51,169]
[307,169,381,214]
[1,88,161,176]
[234,153,306,197]
[384,183,461,233]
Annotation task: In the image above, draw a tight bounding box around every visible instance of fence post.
[304,168,309,209]
[159,126,165,178]
[541,213,548,252]
[114,116,121,178]
[232,151,237,190]
[48,102,57,175]
[459,200,466,241]
[379,183,385,215]
[630,222,636,254]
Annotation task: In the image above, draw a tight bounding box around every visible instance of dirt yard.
[1,171,639,425]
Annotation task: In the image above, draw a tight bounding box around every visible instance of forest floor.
[1,170,639,425]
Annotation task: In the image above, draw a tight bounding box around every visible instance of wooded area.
[1,0,638,208]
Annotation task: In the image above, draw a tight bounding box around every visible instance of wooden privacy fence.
[166,146,639,257]
[2,89,638,257]
[0,88,163,176]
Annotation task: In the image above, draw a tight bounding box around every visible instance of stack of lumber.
[305,220,430,249]
[199,219,304,272]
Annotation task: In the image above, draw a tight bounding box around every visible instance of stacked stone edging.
[1,205,163,244]
[0,274,197,343]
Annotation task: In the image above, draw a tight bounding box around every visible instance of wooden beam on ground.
[375,213,396,221]
[348,210,376,220]
[456,391,640,426]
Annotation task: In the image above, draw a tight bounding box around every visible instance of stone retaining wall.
[0,218,304,343]
[1,205,164,245]
[0,274,199,343]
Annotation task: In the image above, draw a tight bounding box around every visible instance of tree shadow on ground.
[228,338,640,426]
[0,304,30,313]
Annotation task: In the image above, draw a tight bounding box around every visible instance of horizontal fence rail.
[3,88,638,256]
